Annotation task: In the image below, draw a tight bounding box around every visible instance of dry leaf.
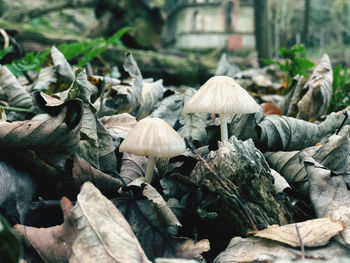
[33,46,74,92]
[254,217,344,247]
[72,156,123,197]
[296,54,333,121]
[70,182,150,263]
[0,161,35,224]
[257,107,350,151]
[67,68,116,171]
[115,179,208,261]
[100,113,137,139]
[261,103,283,115]
[0,65,32,108]
[0,98,82,175]
[214,236,350,263]
[14,197,77,263]
[264,134,350,196]
[120,153,147,184]
[301,154,350,246]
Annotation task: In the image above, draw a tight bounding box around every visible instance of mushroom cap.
[119,117,186,158]
[182,76,260,114]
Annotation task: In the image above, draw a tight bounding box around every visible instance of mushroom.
[182,76,260,141]
[119,117,186,183]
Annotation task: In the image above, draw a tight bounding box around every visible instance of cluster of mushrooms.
[120,76,260,183]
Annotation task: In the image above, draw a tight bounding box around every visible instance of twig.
[0,28,9,49]
[185,138,258,232]
[295,223,305,260]
[0,106,35,113]
[336,111,348,135]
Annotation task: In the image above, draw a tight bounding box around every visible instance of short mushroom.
[119,117,186,183]
[182,76,260,141]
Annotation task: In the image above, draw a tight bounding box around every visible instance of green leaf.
[0,46,13,60]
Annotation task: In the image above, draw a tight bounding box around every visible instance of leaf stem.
[0,106,34,113]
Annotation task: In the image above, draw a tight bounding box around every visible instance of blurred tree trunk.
[303,0,311,46]
[254,0,272,66]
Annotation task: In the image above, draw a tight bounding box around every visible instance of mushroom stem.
[145,156,156,183]
[219,113,228,141]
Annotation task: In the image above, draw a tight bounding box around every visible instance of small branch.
[186,138,258,231]
[295,223,305,260]
[1,106,35,113]
[0,28,9,49]
[336,111,348,135]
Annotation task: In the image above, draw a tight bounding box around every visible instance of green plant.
[0,45,14,60]
[262,44,315,90]
[328,64,350,113]
[5,26,131,77]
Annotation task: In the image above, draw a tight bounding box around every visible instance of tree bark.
[254,0,272,66]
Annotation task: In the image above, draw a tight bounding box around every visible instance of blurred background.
[0,0,349,85]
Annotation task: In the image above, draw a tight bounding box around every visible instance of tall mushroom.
[119,117,186,183]
[182,76,260,141]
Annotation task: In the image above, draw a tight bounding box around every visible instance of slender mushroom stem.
[145,155,156,183]
[219,113,228,141]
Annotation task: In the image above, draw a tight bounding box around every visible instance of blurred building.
[163,0,255,50]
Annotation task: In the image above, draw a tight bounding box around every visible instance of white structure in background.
[163,0,255,50]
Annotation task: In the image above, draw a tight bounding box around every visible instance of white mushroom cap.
[119,117,185,158]
[182,76,260,114]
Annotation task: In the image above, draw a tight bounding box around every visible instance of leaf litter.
[1,48,350,262]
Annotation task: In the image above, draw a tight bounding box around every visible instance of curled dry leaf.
[283,75,307,117]
[72,156,123,197]
[0,161,35,224]
[214,236,350,263]
[296,54,333,121]
[0,98,82,175]
[120,153,147,184]
[138,79,165,119]
[229,110,264,142]
[0,65,32,108]
[71,182,151,263]
[301,154,350,246]
[257,107,350,151]
[265,134,350,196]
[33,46,74,92]
[254,217,344,247]
[67,68,116,171]
[116,179,208,261]
[270,169,291,193]
[14,197,77,263]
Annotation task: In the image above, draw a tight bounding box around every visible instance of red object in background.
[261,103,283,116]
[227,34,242,50]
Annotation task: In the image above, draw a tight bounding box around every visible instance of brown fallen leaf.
[254,217,344,247]
[261,103,283,115]
[100,113,137,139]
[14,197,77,263]
[296,54,333,121]
[72,156,123,197]
[115,179,209,261]
[301,154,350,246]
[70,181,151,263]
[120,152,147,184]
[214,236,350,263]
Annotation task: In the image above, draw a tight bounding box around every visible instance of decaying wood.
[189,136,293,236]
